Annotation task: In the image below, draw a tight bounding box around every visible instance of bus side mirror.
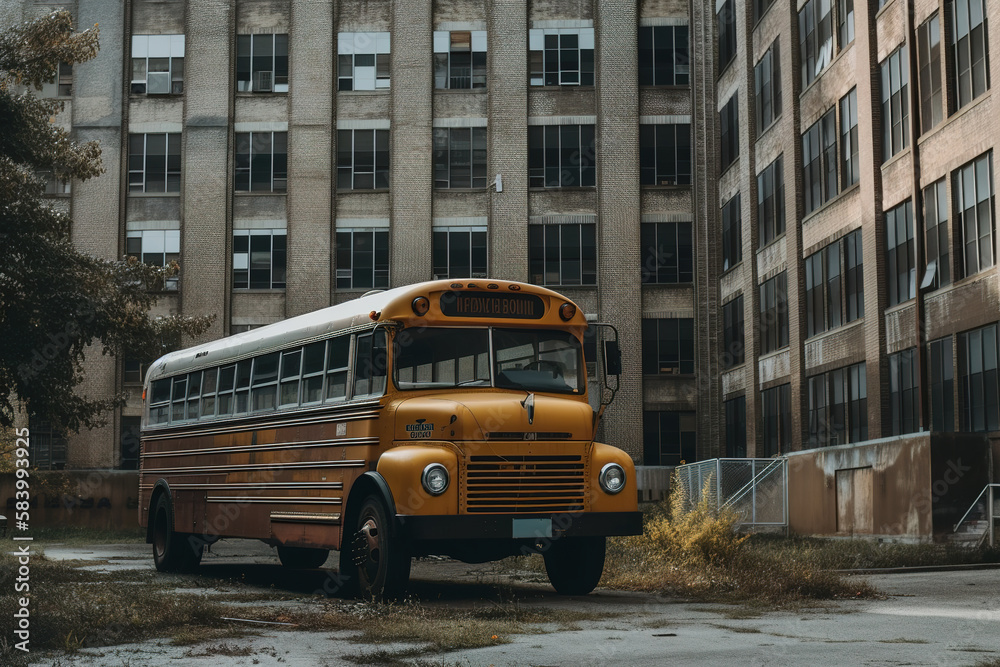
[603,340,621,376]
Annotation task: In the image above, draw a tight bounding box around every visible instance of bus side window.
[235,360,251,413]
[326,336,350,402]
[187,370,202,420]
[279,348,302,407]
[301,341,325,405]
[217,364,236,415]
[171,375,187,423]
[149,378,171,424]
[252,352,279,412]
[201,367,218,418]
[354,329,387,399]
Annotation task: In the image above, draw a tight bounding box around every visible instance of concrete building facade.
[7,0,1000,483]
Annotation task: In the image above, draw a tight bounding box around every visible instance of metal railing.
[953,484,1000,547]
[674,458,788,529]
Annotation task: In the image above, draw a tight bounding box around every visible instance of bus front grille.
[463,455,586,514]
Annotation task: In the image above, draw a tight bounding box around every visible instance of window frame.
[236,33,289,93]
[949,0,990,111]
[722,192,742,271]
[130,34,185,95]
[754,39,782,132]
[337,32,391,91]
[433,30,487,89]
[433,126,488,189]
[722,295,745,369]
[529,27,595,87]
[757,155,785,247]
[640,123,692,186]
[640,221,694,284]
[880,45,911,160]
[759,271,789,354]
[235,131,288,193]
[886,200,916,307]
[337,128,390,191]
[639,24,690,86]
[528,223,597,286]
[128,133,181,194]
[126,229,181,291]
[432,227,488,280]
[642,318,696,376]
[336,228,390,290]
[954,152,995,278]
[233,229,287,290]
[528,124,597,189]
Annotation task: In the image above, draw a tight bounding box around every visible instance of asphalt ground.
[26,540,1000,666]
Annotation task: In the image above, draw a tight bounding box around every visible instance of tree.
[0,11,212,432]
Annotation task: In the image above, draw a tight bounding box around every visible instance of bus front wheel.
[277,545,330,569]
[543,536,606,595]
[151,493,203,573]
[340,494,410,600]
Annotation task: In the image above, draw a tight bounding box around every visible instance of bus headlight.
[599,463,626,495]
[422,463,450,496]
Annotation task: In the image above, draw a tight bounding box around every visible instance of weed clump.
[603,473,877,605]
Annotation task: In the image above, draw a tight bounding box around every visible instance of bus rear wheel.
[277,545,330,569]
[151,493,203,573]
[543,536,606,595]
[340,494,410,600]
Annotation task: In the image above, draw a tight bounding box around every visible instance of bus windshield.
[394,327,584,394]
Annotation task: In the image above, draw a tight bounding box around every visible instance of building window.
[528,125,596,188]
[718,0,737,70]
[640,124,692,186]
[233,229,286,289]
[930,336,955,432]
[761,383,791,457]
[954,152,995,277]
[642,319,695,375]
[120,416,141,470]
[434,30,486,89]
[950,0,990,110]
[236,34,289,93]
[840,88,859,187]
[917,15,943,133]
[27,417,67,470]
[757,156,785,247]
[725,396,747,458]
[337,129,390,190]
[639,25,689,86]
[808,362,867,447]
[880,46,910,160]
[802,107,837,215]
[528,223,597,286]
[126,229,180,291]
[721,193,742,271]
[754,40,781,131]
[838,0,854,48]
[128,134,181,193]
[640,221,693,284]
[336,229,389,290]
[40,62,72,98]
[36,169,70,195]
[235,132,287,193]
[338,32,390,91]
[433,127,487,189]
[889,348,919,436]
[759,272,788,354]
[131,35,184,95]
[123,359,149,385]
[719,95,739,172]
[959,323,1000,432]
[887,200,915,306]
[529,27,594,86]
[754,0,776,23]
[799,0,833,87]
[643,411,696,466]
[805,229,863,337]
[433,228,487,279]
[923,178,950,290]
[722,295,744,369]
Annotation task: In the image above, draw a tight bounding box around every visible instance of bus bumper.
[397,511,643,541]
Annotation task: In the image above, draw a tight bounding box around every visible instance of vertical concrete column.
[181,0,232,342]
[595,0,642,460]
[855,2,886,439]
[286,0,333,316]
[691,0,722,459]
[69,0,126,467]
[389,0,433,285]
[487,0,529,281]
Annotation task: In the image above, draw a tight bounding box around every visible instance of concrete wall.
[1,471,141,531]
[785,433,990,541]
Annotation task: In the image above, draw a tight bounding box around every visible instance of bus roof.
[145,280,583,385]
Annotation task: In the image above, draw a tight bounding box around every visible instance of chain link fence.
[674,458,787,529]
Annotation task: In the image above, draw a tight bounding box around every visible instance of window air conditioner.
[255,70,273,92]
[146,72,171,95]
[660,178,676,186]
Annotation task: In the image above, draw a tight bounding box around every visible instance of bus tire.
[340,494,410,600]
[277,545,330,569]
[543,536,606,595]
[151,493,203,573]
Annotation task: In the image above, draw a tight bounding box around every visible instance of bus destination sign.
[440,291,545,319]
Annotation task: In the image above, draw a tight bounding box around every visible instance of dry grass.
[601,474,879,606]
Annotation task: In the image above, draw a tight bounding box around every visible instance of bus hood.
[390,392,595,442]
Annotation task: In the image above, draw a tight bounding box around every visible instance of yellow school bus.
[139,279,641,597]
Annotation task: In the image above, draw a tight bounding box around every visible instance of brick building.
[6,0,999,475]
